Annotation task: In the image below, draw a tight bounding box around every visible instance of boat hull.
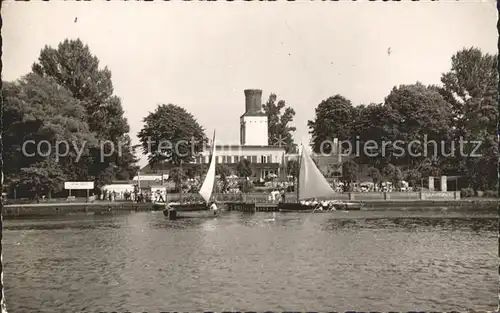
[167,203,208,211]
[163,203,224,220]
[277,202,362,212]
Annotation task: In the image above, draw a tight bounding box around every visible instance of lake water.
[3,208,497,312]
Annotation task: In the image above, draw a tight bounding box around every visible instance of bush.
[189,186,199,193]
[483,190,498,198]
[239,180,254,193]
[460,187,475,198]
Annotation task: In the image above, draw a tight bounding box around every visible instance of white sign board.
[133,175,168,182]
[64,181,95,190]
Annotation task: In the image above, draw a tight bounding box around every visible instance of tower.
[240,89,268,146]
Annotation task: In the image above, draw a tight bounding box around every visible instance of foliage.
[238,179,254,193]
[306,47,497,192]
[341,160,358,190]
[286,159,300,178]
[262,93,297,153]
[138,104,207,165]
[367,167,382,187]
[168,167,186,192]
[460,187,475,198]
[186,164,206,179]
[31,38,139,187]
[483,190,498,198]
[381,83,453,167]
[216,163,231,192]
[308,95,357,154]
[404,169,422,188]
[382,164,403,190]
[19,160,66,199]
[439,47,498,191]
[3,73,99,196]
[236,158,252,178]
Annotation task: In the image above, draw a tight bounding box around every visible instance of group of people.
[299,199,340,210]
[269,189,286,203]
[100,189,153,203]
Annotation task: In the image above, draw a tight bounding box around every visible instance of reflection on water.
[3,209,497,312]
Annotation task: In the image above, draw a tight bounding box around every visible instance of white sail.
[199,131,217,203]
[298,144,336,200]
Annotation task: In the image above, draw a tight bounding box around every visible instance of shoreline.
[2,198,497,218]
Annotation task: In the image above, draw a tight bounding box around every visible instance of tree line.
[4,39,494,199]
[3,39,139,199]
[308,47,498,193]
[3,38,299,199]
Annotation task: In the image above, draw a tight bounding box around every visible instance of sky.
[3,1,497,167]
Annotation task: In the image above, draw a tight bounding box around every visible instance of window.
[260,155,268,163]
[221,156,227,163]
[251,155,257,163]
[234,156,239,163]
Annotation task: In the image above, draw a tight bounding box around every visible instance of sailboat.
[163,130,223,220]
[277,144,362,212]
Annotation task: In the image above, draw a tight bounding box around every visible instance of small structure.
[428,176,435,191]
[440,175,447,192]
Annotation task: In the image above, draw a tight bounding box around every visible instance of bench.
[67,196,76,202]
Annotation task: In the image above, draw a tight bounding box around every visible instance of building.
[140,88,346,181]
[198,89,286,179]
[141,89,287,180]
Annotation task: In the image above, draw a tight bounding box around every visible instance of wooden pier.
[225,202,279,212]
[225,202,256,212]
[255,203,279,212]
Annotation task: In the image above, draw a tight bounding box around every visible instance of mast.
[296,144,302,202]
[179,160,183,203]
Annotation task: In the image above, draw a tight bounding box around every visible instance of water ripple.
[3,210,497,312]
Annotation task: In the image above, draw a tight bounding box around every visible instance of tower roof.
[240,109,267,118]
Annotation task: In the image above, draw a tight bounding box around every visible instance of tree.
[405,169,422,189]
[138,104,207,166]
[3,73,98,197]
[353,103,392,168]
[31,38,139,187]
[236,158,252,178]
[439,47,498,191]
[341,160,358,191]
[186,163,206,179]
[19,160,66,201]
[286,159,300,179]
[308,95,357,154]
[382,164,403,191]
[367,167,382,190]
[262,93,296,153]
[168,167,186,193]
[382,83,453,167]
[216,164,231,192]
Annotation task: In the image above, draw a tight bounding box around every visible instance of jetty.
[3,191,497,217]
